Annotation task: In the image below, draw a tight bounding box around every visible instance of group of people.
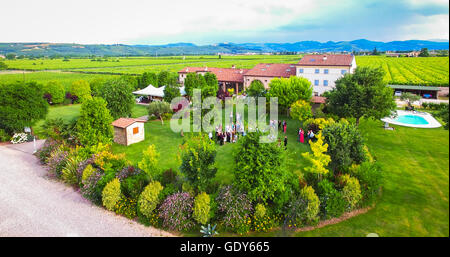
[213,120,246,145]
[297,128,316,143]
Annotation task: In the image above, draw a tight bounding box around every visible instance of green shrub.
[76,97,113,147]
[254,203,267,219]
[0,129,11,142]
[102,178,122,211]
[180,134,217,193]
[299,186,320,224]
[70,80,92,103]
[138,181,163,219]
[82,164,96,184]
[353,162,383,206]
[339,174,362,210]
[47,145,69,178]
[317,179,346,219]
[43,81,65,104]
[193,192,211,225]
[138,144,161,180]
[62,153,83,186]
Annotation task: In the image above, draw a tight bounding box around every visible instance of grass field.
[33,104,449,236]
[0,71,119,90]
[2,55,448,87]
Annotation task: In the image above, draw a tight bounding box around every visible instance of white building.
[296,54,357,96]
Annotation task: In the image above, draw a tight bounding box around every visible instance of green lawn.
[34,103,148,138]
[291,118,449,237]
[33,103,449,237]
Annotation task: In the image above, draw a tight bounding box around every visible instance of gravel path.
[0,141,174,237]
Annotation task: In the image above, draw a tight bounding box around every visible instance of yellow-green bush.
[193,192,211,225]
[138,181,163,219]
[254,203,266,219]
[300,185,320,224]
[82,164,96,183]
[102,178,122,211]
[340,174,362,210]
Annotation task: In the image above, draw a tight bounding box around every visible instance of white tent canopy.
[133,84,186,97]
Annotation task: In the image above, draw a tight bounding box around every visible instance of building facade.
[296,54,356,96]
[111,118,145,146]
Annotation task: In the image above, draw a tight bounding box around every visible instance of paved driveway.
[0,141,174,237]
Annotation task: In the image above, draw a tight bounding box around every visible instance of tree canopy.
[148,101,171,124]
[233,131,286,203]
[99,77,135,119]
[266,76,312,113]
[245,80,266,98]
[43,81,65,104]
[419,48,430,57]
[76,97,113,146]
[0,81,48,134]
[326,66,396,125]
[70,80,92,103]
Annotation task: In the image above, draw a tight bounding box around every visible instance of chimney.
[323,55,327,61]
[204,66,208,71]
[239,69,243,74]
[232,64,236,69]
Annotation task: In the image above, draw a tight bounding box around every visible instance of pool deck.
[381,110,442,128]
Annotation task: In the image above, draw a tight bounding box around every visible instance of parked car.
[394,91,402,97]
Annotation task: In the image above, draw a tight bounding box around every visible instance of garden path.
[0,141,174,237]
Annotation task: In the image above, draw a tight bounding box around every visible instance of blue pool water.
[394,115,429,125]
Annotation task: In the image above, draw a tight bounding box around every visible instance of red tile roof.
[178,67,249,82]
[311,96,326,104]
[298,54,354,66]
[111,118,145,128]
[243,63,297,78]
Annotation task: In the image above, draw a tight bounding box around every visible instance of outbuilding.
[111,118,146,146]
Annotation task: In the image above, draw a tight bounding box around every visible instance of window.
[299,68,304,73]
[324,80,328,86]
[315,69,320,74]
[133,127,139,134]
[341,70,347,75]
[324,69,329,74]
[314,92,319,96]
[314,80,319,86]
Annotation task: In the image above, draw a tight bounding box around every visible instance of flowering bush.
[138,181,163,219]
[102,178,122,211]
[81,169,103,205]
[114,196,137,219]
[216,186,253,234]
[193,192,211,225]
[252,214,278,233]
[11,133,28,144]
[35,139,60,164]
[47,145,69,178]
[76,157,95,186]
[159,192,195,231]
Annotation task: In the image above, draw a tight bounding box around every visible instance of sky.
[0,0,448,45]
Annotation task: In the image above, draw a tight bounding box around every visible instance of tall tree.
[400,92,421,109]
[233,131,286,203]
[0,81,48,134]
[327,66,396,126]
[70,80,92,103]
[76,97,114,146]
[148,101,171,125]
[245,80,266,98]
[99,77,135,119]
[180,133,217,193]
[157,71,171,87]
[163,83,181,103]
[43,81,65,104]
[139,72,158,88]
[266,76,312,113]
[419,48,430,57]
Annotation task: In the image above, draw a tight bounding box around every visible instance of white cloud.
[0,0,447,44]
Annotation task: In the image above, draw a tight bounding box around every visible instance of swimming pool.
[394,114,429,125]
[381,110,441,128]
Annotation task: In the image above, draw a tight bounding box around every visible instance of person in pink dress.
[299,128,304,143]
[283,120,287,133]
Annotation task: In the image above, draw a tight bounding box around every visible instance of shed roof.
[111,118,145,128]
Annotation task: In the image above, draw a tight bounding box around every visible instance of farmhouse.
[243,63,297,89]
[178,66,249,94]
[111,118,146,146]
[296,54,356,96]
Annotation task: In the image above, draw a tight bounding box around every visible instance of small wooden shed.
[111,118,146,146]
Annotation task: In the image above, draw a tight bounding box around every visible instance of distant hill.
[0,39,448,57]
